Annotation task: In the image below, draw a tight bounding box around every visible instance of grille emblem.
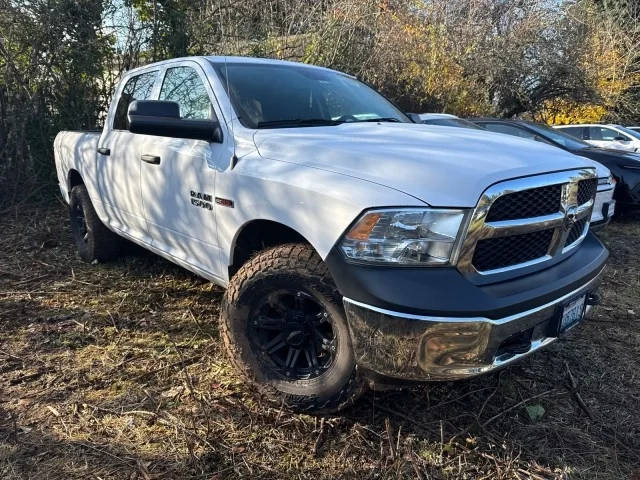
[563,204,579,233]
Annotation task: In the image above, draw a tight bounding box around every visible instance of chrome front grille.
[577,178,598,205]
[485,184,562,222]
[564,217,588,248]
[458,168,597,278]
[472,228,554,271]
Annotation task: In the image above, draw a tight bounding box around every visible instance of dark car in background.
[417,113,484,130]
[469,118,640,213]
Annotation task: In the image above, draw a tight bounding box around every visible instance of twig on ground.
[481,389,558,428]
[313,417,325,456]
[134,354,203,382]
[564,360,595,421]
[385,417,396,459]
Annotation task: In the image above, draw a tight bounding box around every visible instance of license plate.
[560,295,586,332]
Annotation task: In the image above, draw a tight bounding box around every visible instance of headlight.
[340,208,467,265]
[598,174,615,186]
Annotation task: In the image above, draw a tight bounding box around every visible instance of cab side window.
[159,66,215,120]
[113,71,158,130]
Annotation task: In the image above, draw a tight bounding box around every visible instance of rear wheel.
[219,244,365,414]
[69,185,120,262]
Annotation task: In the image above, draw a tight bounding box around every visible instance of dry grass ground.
[0,205,638,479]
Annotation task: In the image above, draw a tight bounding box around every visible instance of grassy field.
[0,205,638,479]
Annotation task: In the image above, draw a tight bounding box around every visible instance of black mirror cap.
[613,136,628,142]
[406,112,422,123]
[127,100,223,143]
[129,100,180,119]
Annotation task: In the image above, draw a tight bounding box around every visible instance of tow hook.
[586,293,600,306]
[585,293,600,319]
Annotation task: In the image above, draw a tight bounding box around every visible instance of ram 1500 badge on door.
[54,56,608,413]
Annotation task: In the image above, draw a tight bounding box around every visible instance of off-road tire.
[220,243,366,414]
[69,185,121,263]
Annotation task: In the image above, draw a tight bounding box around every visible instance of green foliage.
[0,0,110,206]
[525,404,546,423]
[130,0,189,60]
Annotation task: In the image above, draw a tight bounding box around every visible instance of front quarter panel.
[215,153,426,283]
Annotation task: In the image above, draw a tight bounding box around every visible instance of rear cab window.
[113,71,159,130]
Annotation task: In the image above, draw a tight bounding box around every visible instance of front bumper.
[328,232,608,382]
[343,270,602,381]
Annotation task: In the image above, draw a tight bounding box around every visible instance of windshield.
[525,123,591,150]
[423,118,483,130]
[211,62,409,129]
[614,125,640,140]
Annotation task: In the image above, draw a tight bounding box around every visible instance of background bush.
[0,0,638,208]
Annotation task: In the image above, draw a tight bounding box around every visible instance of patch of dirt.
[0,205,639,479]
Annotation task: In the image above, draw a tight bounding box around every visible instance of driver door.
[138,62,228,279]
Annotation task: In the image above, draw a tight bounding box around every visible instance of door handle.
[141,154,161,165]
[97,147,110,155]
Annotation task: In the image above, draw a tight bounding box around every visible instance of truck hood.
[253,123,597,207]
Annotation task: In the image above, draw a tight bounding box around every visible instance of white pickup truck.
[55,56,608,413]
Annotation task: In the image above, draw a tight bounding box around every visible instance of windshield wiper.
[355,117,403,123]
[257,118,343,128]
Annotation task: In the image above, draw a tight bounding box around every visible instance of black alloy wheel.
[248,290,337,380]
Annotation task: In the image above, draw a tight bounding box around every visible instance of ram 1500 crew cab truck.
[54,56,608,413]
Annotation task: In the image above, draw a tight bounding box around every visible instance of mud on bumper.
[343,269,602,381]
[327,232,608,382]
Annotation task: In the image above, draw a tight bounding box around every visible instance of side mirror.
[128,100,223,143]
[406,112,422,123]
[613,136,628,142]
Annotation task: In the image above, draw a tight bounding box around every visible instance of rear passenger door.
[97,69,159,242]
[138,62,228,280]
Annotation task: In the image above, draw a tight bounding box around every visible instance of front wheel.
[219,244,365,414]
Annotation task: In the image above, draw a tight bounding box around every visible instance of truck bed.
[54,131,100,203]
